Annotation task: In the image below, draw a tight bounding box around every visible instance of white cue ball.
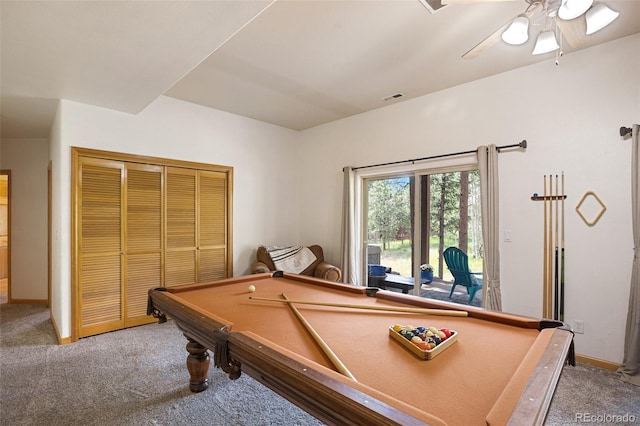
[248,285,256,293]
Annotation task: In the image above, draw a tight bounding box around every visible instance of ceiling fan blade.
[555,15,587,49]
[462,5,538,59]
[462,20,513,59]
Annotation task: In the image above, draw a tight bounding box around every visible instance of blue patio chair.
[443,247,483,304]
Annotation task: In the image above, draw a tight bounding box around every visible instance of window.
[363,166,483,303]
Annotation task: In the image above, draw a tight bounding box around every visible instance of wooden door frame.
[1,170,11,303]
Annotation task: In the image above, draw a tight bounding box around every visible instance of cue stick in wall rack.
[549,175,554,320]
[249,296,468,317]
[560,172,565,322]
[553,175,560,320]
[280,293,357,381]
[543,176,548,319]
[536,173,566,320]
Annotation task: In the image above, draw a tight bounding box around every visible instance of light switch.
[504,230,512,242]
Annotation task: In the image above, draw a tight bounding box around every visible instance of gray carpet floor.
[1,303,638,425]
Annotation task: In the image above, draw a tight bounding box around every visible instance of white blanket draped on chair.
[265,246,316,274]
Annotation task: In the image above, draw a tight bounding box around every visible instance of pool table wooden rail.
[503,328,574,426]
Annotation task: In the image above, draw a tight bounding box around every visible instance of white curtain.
[619,124,640,386]
[340,167,358,284]
[478,145,502,311]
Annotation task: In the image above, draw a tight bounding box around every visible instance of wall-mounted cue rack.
[531,195,567,201]
[533,173,566,323]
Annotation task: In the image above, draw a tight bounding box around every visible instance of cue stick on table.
[280,293,357,381]
[249,296,468,317]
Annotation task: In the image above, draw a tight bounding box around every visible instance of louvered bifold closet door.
[124,164,163,326]
[78,158,124,337]
[198,171,229,281]
[165,167,197,287]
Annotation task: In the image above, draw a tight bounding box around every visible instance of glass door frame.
[360,162,479,297]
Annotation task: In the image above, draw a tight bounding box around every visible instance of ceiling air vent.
[419,0,448,14]
[382,93,405,102]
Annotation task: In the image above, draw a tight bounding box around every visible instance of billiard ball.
[248,285,256,293]
[417,341,430,350]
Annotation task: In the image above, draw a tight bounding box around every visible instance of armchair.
[251,245,342,282]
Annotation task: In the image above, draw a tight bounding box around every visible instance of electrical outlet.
[574,320,584,334]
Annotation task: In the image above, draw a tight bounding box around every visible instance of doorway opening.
[0,171,10,304]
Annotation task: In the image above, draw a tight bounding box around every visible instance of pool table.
[147,272,574,426]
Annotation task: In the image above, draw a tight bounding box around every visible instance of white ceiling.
[1,0,639,138]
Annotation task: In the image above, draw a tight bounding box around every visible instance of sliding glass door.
[363,168,483,298]
[419,170,482,281]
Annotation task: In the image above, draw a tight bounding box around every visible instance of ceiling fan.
[440,0,620,59]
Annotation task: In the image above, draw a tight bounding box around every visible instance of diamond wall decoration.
[575,191,607,227]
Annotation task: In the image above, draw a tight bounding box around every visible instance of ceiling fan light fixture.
[501,16,529,45]
[532,30,560,55]
[585,3,619,34]
[558,0,594,20]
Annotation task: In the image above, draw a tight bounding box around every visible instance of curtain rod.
[351,139,527,171]
[353,139,527,170]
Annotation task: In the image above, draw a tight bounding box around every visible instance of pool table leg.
[185,337,210,392]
